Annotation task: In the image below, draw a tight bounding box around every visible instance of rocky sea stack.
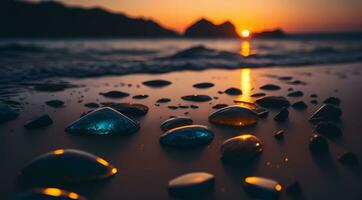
[184,18,239,38]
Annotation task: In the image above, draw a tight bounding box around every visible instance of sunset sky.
[30,0,362,33]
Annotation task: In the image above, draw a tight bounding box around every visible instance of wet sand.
[1,62,362,199]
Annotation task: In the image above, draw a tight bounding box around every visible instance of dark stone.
[286,181,302,196]
[160,125,214,147]
[168,106,178,110]
[45,100,64,108]
[309,104,342,122]
[190,105,199,109]
[193,82,215,89]
[260,84,281,91]
[13,188,87,200]
[160,116,193,132]
[310,94,318,98]
[255,96,290,108]
[309,134,329,153]
[184,18,239,38]
[212,104,228,109]
[24,115,53,129]
[278,76,293,80]
[315,122,342,138]
[250,93,266,97]
[310,100,318,105]
[99,91,129,99]
[142,80,171,87]
[338,152,359,166]
[323,97,341,106]
[274,130,284,140]
[292,101,307,110]
[224,87,242,95]
[132,94,149,99]
[100,102,149,117]
[257,110,269,118]
[84,102,99,108]
[274,108,289,122]
[19,149,117,187]
[156,98,171,103]
[287,91,304,97]
[181,95,212,102]
[0,103,18,123]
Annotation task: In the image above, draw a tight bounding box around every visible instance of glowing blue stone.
[65,107,139,135]
[160,125,214,147]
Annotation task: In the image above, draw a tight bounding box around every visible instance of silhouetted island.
[184,18,240,38]
[252,29,286,38]
[0,0,178,38]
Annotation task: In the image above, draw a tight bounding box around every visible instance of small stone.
[101,102,149,117]
[310,100,318,105]
[309,104,342,122]
[309,134,329,153]
[274,130,284,140]
[287,91,304,97]
[243,177,282,199]
[257,110,269,118]
[315,122,342,138]
[0,103,18,123]
[209,105,258,127]
[323,97,341,105]
[224,87,242,95]
[19,149,117,187]
[221,134,263,164]
[286,181,302,196]
[160,116,193,132]
[274,107,289,122]
[157,98,171,103]
[160,125,214,147]
[193,82,215,89]
[212,104,228,109]
[14,188,87,200]
[256,96,290,108]
[142,79,171,87]
[24,115,53,129]
[278,76,293,80]
[168,172,215,197]
[65,107,139,135]
[292,101,307,110]
[181,95,212,102]
[84,102,100,108]
[260,84,281,90]
[250,93,266,97]
[168,106,178,110]
[99,91,129,99]
[190,105,199,109]
[132,94,149,99]
[338,152,359,166]
[45,100,64,108]
[310,94,318,98]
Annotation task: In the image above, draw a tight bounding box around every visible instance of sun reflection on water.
[240,40,251,57]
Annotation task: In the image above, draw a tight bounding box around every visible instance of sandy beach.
[1,62,361,199]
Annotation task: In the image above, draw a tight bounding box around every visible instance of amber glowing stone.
[209,105,258,127]
[221,134,263,164]
[244,177,282,198]
[19,149,117,187]
[13,188,87,200]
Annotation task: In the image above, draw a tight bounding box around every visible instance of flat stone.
[274,130,284,140]
[160,125,214,147]
[13,188,87,200]
[309,134,329,153]
[257,110,269,118]
[224,87,242,95]
[132,94,149,99]
[101,102,149,117]
[193,82,215,89]
[221,134,263,164]
[292,101,307,110]
[181,95,212,102]
[212,104,228,109]
[274,107,289,122]
[255,96,290,108]
[309,104,342,122]
[168,106,178,110]
[243,177,282,199]
[45,100,64,108]
[65,107,139,135]
[338,152,359,166]
[99,91,129,99]
[84,102,100,108]
[142,79,171,87]
[190,105,199,109]
[287,91,304,97]
[156,98,171,103]
[250,93,266,97]
[310,100,318,105]
[208,105,258,127]
[310,94,318,98]
[160,116,193,132]
[315,122,342,138]
[260,84,281,90]
[19,149,117,187]
[168,172,215,197]
[24,115,53,129]
[323,97,341,105]
[278,76,293,80]
[0,103,18,123]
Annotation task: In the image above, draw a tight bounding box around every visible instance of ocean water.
[0,37,361,83]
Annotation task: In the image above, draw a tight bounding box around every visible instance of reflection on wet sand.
[238,68,252,102]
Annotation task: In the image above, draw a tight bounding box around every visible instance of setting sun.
[241,29,250,38]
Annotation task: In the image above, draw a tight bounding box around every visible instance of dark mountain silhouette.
[0,0,178,38]
[252,29,286,38]
[184,18,240,38]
